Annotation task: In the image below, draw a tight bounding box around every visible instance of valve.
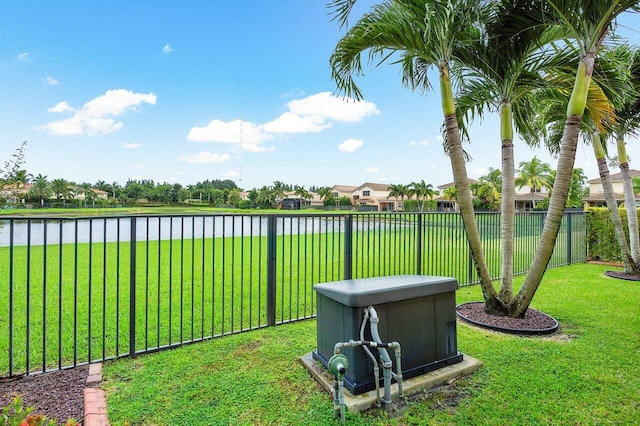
[328,353,349,377]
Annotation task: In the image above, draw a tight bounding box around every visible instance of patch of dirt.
[382,376,475,419]
[456,302,558,335]
[0,366,91,425]
[233,339,263,356]
[604,270,640,281]
[588,260,624,267]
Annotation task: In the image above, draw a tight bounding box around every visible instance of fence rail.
[0,211,586,378]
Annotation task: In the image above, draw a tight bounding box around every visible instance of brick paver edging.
[84,363,110,426]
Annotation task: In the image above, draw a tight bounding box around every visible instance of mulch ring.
[0,365,91,425]
[456,302,558,336]
[604,270,640,281]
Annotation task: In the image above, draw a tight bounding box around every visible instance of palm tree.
[387,183,408,211]
[271,181,287,202]
[51,178,71,206]
[29,174,52,207]
[515,157,552,208]
[6,169,32,206]
[442,186,458,211]
[590,131,639,274]
[316,187,335,206]
[610,48,640,267]
[508,0,639,317]
[475,168,502,211]
[408,180,438,212]
[454,9,574,304]
[256,186,276,209]
[294,185,312,207]
[79,183,95,208]
[330,0,497,309]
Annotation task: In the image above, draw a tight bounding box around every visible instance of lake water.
[0,215,363,247]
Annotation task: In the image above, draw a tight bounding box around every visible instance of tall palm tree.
[442,186,458,211]
[294,185,312,202]
[475,168,502,210]
[515,156,552,208]
[387,183,409,211]
[51,178,71,206]
[611,48,640,266]
[408,180,438,212]
[29,174,52,207]
[330,0,497,308]
[591,130,638,274]
[509,0,639,317]
[454,13,572,303]
[316,187,334,205]
[271,181,287,202]
[6,169,32,205]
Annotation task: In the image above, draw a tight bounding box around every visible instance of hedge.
[586,207,640,262]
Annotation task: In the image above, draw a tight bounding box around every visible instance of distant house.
[331,185,358,199]
[582,170,640,208]
[279,191,323,209]
[435,180,479,212]
[351,183,393,211]
[435,179,549,211]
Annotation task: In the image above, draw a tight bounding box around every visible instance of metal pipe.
[366,306,393,407]
[360,308,381,407]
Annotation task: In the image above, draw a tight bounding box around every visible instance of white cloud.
[123,142,142,149]
[366,167,380,173]
[48,101,74,113]
[321,159,332,164]
[338,138,364,153]
[287,92,379,122]
[187,119,273,149]
[163,43,172,53]
[17,52,30,62]
[263,112,331,134]
[410,139,429,147]
[43,76,60,86]
[43,89,157,136]
[178,152,231,164]
[187,92,378,152]
[436,134,443,142]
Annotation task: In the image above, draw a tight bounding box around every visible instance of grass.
[100,263,640,425]
[1,213,585,376]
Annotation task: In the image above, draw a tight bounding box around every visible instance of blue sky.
[2,2,640,191]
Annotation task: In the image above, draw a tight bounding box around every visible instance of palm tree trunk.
[617,136,640,266]
[499,102,515,303]
[510,55,595,318]
[594,134,638,274]
[439,64,501,312]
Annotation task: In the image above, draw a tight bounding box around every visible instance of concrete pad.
[299,352,482,415]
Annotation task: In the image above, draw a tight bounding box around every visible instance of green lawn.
[101,263,639,425]
[1,212,584,377]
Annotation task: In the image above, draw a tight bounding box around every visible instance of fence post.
[8,221,14,377]
[266,215,277,326]
[129,217,137,358]
[344,214,353,280]
[416,213,423,275]
[566,212,572,265]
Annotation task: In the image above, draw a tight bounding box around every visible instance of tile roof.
[587,169,640,183]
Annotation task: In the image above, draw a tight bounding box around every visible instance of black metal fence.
[0,211,586,378]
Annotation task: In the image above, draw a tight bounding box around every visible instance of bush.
[586,207,640,262]
[1,397,78,426]
[238,200,255,209]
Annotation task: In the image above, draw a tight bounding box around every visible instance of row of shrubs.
[586,207,640,263]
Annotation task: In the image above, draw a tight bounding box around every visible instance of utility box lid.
[314,275,458,307]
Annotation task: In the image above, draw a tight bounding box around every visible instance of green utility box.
[313,275,463,395]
